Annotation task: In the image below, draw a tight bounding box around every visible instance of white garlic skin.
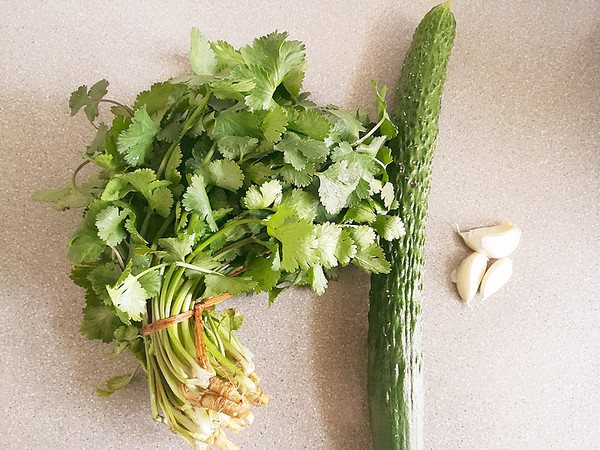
[459,221,521,259]
[480,258,513,300]
[455,252,488,303]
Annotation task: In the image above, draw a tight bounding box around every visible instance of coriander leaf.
[104,169,173,217]
[279,163,314,187]
[276,132,329,170]
[134,82,187,122]
[280,189,317,221]
[380,182,395,210]
[210,79,255,101]
[117,105,159,166]
[243,161,274,185]
[314,222,357,268]
[68,199,108,264]
[80,292,123,343]
[201,159,244,192]
[189,28,218,76]
[109,341,128,359]
[323,106,365,145]
[242,179,282,210]
[86,123,108,155]
[114,325,141,342]
[245,253,280,293]
[85,80,110,123]
[261,105,288,143]
[69,80,109,123]
[218,308,244,332]
[96,372,136,397]
[204,274,257,298]
[352,243,390,274]
[210,40,245,72]
[182,174,217,231]
[308,264,327,295]
[317,161,361,215]
[138,270,162,298]
[95,205,130,247]
[158,234,195,261]
[267,205,318,272]
[372,215,405,241]
[238,31,306,109]
[89,262,121,299]
[343,202,377,224]
[33,171,106,211]
[69,85,89,116]
[212,109,261,139]
[348,225,377,250]
[165,144,182,186]
[107,274,150,322]
[371,80,398,140]
[331,141,378,176]
[216,136,259,160]
[287,108,331,140]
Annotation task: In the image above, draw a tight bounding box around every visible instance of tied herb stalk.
[35,30,405,448]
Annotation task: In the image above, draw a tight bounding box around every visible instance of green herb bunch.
[35,29,404,449]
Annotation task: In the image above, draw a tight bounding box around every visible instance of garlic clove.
[455,252,488,303]
[480,257,513,300]
[458,221,521,258]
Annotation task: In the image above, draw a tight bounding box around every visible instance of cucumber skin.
[368,4,456,450]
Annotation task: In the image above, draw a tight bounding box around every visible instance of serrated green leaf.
[348,225,376,250]
[201,159,244,192]
[216,136,259,160]
[80,293,123,343]
[314,222,357,268]
[308,264,327,295]
[95,205,130,247]
[280,189,317,221]
[267,205,318,272]
[210,40,245,72]
[134,82,187,122]
[287,108,331,140]
[352,243,390,274]
[242,179,282,210]
[96,372,136,397]
[371,80,398,140]
[276,132,329,171]
[245,252,280,293]
[86,123,108,155]
[158,234,195,261]
[117,105,159,166]
[189,28,218,76]
[89,262,121,299]
[372,215,405,241]
[261,105,288,143]
[317,161,361,215]
[182,174,217,231]
[204,274,257,298]
[68,200,108,264]
[237,31,306,109]
[107,273,150,322]
[380,182,395,210]
[33,171,106,211]
[279,163,314,188]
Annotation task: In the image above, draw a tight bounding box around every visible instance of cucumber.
[368,3,456,449]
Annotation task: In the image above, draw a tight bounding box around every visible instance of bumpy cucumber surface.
[368,3,456,449]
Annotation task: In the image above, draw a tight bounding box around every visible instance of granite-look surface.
[1,1,598,449]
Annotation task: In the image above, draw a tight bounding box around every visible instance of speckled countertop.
[1,1,599,449]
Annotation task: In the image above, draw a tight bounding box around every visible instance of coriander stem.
[353,115,386,146]
[174,262,219,275]
[134,262,170,280]
[156,94,210,179]
[140,209,154,237]
[71,159,91,188]
[187,218,266,262]
[111,246,125,269]
[99,99,134,116]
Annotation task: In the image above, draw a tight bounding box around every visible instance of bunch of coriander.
[34,30,404,449]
